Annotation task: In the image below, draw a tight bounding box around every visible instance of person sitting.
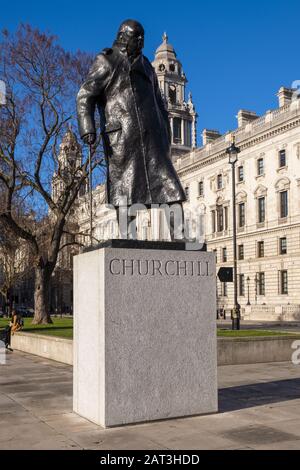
[0,318,15,351]
[10,309,23,335]
[2,309,23,351]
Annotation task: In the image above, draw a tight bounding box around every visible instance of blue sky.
[1,0,299,142]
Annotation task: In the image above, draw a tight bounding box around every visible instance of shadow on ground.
[219,377,300,412]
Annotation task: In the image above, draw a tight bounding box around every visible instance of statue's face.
[126,29,144,57]
[117,21,145,57]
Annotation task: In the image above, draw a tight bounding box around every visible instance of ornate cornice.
[177,114,300,178]
[207,220,300,244]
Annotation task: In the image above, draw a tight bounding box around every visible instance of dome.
[155,32,177,58]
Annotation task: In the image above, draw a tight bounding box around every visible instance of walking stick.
[88,143,93,246]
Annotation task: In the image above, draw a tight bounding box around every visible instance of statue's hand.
[82,133,96,145]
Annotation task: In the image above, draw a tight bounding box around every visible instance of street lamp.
[246,276,251,306]
[226,135,241,330]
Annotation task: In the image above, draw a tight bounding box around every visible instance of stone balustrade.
[176,100,300,171]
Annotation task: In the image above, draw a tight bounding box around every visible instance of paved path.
[0,351,300,450]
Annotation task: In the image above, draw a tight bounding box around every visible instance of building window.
[222,247,227,262]
[279,149,286,168]
[184,121,192,147]
[224,206,228,230]
[279,237,287,255]
[280,191,288,218]
[257,272,265,296]
[258,197,266,223]
[211,210,216,233]
[257,158,264,176]
[238,202,245,227]
[213,249,217,263]
[169,63,176,72]
[238,166,244,182]
[217,174,223,190]
[173,117,182,143]
[216,205,224,232]
[185,186,189,201]
[238,244,244,260]
[257,241,264,258]
[222,282,228,297]
[198,180,204,197]
[239,274,245,297]
[279,270,288,295]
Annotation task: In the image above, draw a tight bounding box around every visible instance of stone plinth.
[73,243,218,427]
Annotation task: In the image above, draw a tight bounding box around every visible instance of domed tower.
[152,33,198,159]
[52,127,84,203]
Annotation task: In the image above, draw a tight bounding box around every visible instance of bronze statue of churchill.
[77,19,186,208]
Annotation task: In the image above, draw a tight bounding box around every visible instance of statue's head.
[115,19,145,58]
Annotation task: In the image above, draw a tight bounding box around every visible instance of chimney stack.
[237,110,258,128]
[277,87,294,107]
[202,129,221,146]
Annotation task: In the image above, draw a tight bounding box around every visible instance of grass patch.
[1,317,297,340]
[0,317,73,339]
[217,329,296,337]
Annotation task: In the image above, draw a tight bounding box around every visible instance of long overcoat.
[77,45,186,207]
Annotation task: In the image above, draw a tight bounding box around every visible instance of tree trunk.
[8,289,13,316]
[1,290,10,317]
[32,265,52,324]
[2,289,13,317]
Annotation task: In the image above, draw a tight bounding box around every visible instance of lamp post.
[226,135,241,330]
[247,276,251,306]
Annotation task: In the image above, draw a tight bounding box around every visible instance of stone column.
[192,114,197,149]
[181,118,185,146]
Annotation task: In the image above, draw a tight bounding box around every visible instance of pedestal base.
[73,243,218,427]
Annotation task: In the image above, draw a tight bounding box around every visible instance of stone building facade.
[175,89,300,321]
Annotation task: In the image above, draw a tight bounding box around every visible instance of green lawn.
[0,317,73,339]
[217,329,296,337]
[1,316,297,340]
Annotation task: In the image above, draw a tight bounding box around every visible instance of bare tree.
[0,219,33,314]
[0,25,105,324]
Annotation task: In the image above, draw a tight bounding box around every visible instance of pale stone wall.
[176,99,300,320]
[75,100,300,321]
[11,332,73,365]
[11,332,300,366]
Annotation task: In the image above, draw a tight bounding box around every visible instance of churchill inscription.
[109,258,214,277]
